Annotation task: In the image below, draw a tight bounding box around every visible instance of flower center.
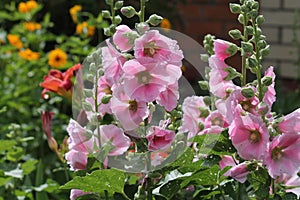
[137,71,151,84]
[271,146,283,160]
[240,100,252,112]
[55,55,61,62]
[128,100,138,112]
[144,41,157,57]
[211,117,222,126]
[248,130,261,143]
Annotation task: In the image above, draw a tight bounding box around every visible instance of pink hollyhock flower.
[208,56,237,98]
[224,162,250,183]
[70,189,90,200]
[146,126,175,151]
[200,110,229,135]
[66,119,94,152]
[113,25,138,52]
[262,66,276,114]
[111,85,149,131]
[181,96,209,140]
[278,108,300,134]
[122,59,170,102]
[219,155,236,169]
[99,124,131,156]
[264,133,300,178]
[217,87,260,123]
[280,173,300,198]
[134,30,184,67]
[214,39,237,61]
[97,75,112,94]
[229,111,269,160]
[102,40,126,85]
[156,81,179,112]
[65,149,88,171]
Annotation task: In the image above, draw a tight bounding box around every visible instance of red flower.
[40,63,81,99]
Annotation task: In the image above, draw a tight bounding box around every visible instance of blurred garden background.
[0,0,299,199]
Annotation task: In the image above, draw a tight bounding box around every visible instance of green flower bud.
[101,95,112,104]
[147,14,163,26]
[114,15,122,25]
[229,3,241,14]
[252,1,259,10]
[199,107,210,118]
[121,6,136,18]
[229,29,242,40]
[198,80,209,90]
[101,10,111,19]
[248,10,258,19]
[247,57,257,68]
[224,67,241,81]
[89,63,97,73]
[82,101,93,112]
[114,1,124,10]
[105,0,114,5]
[260,45,270,57]
[83,89,94,98]
[262,76,273,86]
[257,40,267,49]
[256,15,265,26]
[104,27,112,36]
[245,25,254,35]
[241,41,253,53]
[241,87,255,98]
[238,14,245,25]
[227,43,238,56]
[203,96,211,106]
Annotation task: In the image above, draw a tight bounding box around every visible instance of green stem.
[253,23,263,101]
[271,178,276,196]
[139,0,146,22]
[217,171,226,200]
[110,1,115,24]
[241,13,248,86]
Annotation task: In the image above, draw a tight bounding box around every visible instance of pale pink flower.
[213,39,235,61]
[224,162,250,183]
[99,124,131,156]
[102,40,126,85]
[181,96,209,140]
[264,133,300,178]
[156,81,179,112]
[111,84,149,131]
[280,173,300,198]
[65,149,88,171]
[262,66,276,114]
[146,126,175,151]
[278,108,300,134]
[113,25,137,52]
[122,59,169,102]
[208,55,237,98]
[200,110,229,135]
[134,30,184,67]
[66,119,94,153]
[219,155,236,169]
[229,111,269,160]
[70,189,90,200]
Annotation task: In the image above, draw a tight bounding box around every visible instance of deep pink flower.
[278,108,300,134]
[264,133,300,178]
[146,126,175,151]
[213,39,236,61]
[111,84,149,131]
[219,155,236,170]
[65,149,88,171]
[208,56,237,98]
[99,124,131,156]
[262,66,276,114]
[70,189,90,200]
[224,162,250,183]
[122,59,170,102]
[200,110,229,135]
[102,40,126,85]
[113,25,137,52]
[134,30,184,67]
[41,111,58,152]
[181,96,209,140]
[229,111,269,160]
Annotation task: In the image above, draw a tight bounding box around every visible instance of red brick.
[178,4,202,20]
[204,5,237,20]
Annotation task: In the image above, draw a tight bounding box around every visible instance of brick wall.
[261,0,300,79]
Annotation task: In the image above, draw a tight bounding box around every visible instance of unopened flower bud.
[101,95,112,104]
[229,3,241,14]
[256,15,265,26]
[241,41,253,53]
[147,14,163,26]
[229,29,242,40]
[262,76,273,86]
[47,136,58,152]
[241,87,255,98]
[121,6,136,18]
[135,22,149,34]
[114,1,124,10]
[101,10,111,19]
[114,15,122,25]
[257,102,269,115]
[198,80,209,90]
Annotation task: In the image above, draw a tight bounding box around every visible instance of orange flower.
[160,18,171,30]
[48,48,67,68]
[19,48,40,60]
[24,22,41,31]
[7,34,23,49]
[18,0,38,13]
[76,22,95,37]
[70,5,82,23]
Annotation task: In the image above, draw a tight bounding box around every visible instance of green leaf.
[282,193,298,200]
[21,159,38,175]
[0,177,11,187]
[159,179,182,199]
[6,147,24,162]
[0,140,16,152]
[247,167,271,198]
[60,169,126,196]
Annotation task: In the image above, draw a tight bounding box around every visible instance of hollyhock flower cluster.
[181,38,300,196]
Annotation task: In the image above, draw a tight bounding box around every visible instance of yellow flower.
[19,48,40,60]
[7,34,23,49]
[24,22,41,31]
[160,18,171,30]
[48,48,67,68]
[70,5,82,23]
[76,22,95,37]
[18,0,38,13]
